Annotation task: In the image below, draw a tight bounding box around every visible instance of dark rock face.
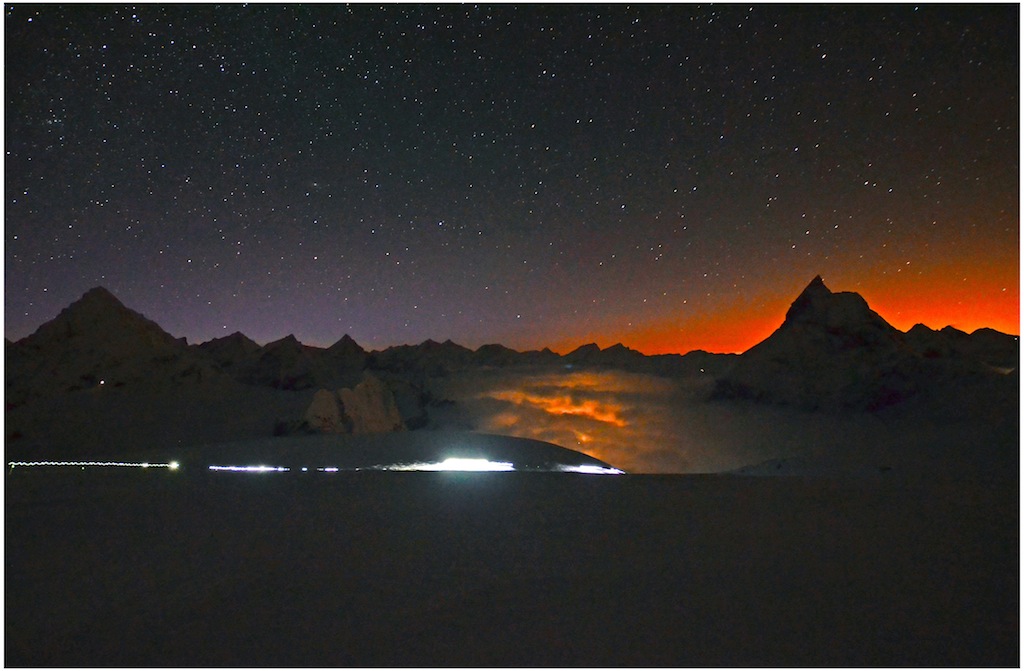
[470,344,564,368]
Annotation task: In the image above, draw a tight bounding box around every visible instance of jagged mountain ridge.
[7,286,728,399]
[6,281,1017,406]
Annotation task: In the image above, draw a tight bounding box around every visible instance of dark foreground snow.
[5,465,1017,666]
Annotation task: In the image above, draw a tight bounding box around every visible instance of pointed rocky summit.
[195,331,262,371]
[21,286,183,352]
[326,334,369,372]
[780,275,900,340]
[6,286,204,402]
[327,334,366,356]
[714,276,910,410]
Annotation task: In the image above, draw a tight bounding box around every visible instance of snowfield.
[5,452,1018,666]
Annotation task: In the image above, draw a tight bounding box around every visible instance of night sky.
[5,4,1019,354]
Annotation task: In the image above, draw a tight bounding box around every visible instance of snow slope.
[5,467,1016,666]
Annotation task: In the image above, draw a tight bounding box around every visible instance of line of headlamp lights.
[7,458,623,475]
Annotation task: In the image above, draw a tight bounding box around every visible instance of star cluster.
[6,4,1018,353]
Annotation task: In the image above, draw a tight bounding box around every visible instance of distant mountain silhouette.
[327,334,369,365]
[20,286,183,353]
[370,339,476,377]
[903,323,1018,370]
[472,343,526,367]
[7,282,1016,416]
[715,276,1018,411]
[194,331,261,368]
[193,331,368,390]
[564,342,648,368]
[6,287,214,406]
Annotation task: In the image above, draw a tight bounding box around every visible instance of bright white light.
[318,467,339,472]
[301,467,308,472]
[557,464,626,475]
[383,458,516,472]
[208,465,289,472]
[440,458,515,471]
[7,460,180,470]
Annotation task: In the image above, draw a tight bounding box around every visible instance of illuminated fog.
[431,368,898,473]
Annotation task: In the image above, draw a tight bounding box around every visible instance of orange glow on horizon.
[621,306,785,355]
[547,294,791,356]
[857,273,1019,336]
[550,272,1019,356]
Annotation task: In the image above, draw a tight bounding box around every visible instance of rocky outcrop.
[303,389,346,433]
[301,374,405,434]
[245,335,322,390]
[470,344,562,368]
[340,374,405,433]
[563,343,602,364]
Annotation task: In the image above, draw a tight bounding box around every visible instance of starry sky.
[5,4,1019,354]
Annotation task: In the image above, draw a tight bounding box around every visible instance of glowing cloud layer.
[461,370,683,470]
[489,389,627,427]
